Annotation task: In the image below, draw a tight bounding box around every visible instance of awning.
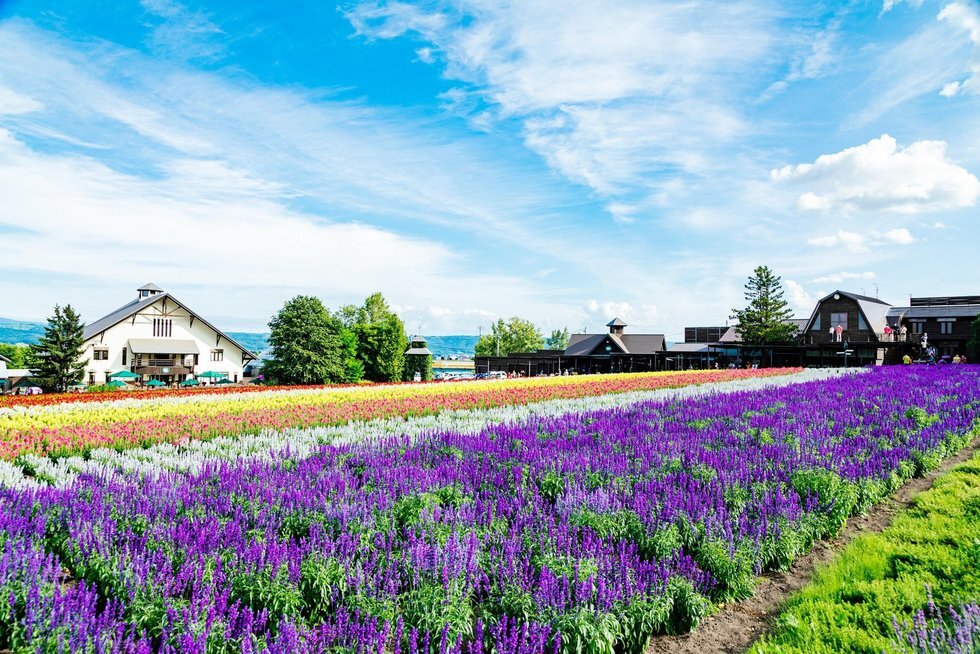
[128,339,200,355]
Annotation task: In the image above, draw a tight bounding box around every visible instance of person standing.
[884,325,892,341]
[835,323,844,343]
[900,324,907,342]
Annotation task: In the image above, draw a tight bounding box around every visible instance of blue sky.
[0,0,977,338]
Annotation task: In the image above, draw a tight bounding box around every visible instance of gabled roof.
[620,334,665,354]
[606,318,627,327]
[83,291,257,360]
[564,334,606,356]
[563,332,664,356]
[803,290,892,334]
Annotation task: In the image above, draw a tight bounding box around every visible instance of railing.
[800,332,920,345]
[135,358,194,368]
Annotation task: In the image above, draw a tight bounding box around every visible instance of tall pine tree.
[730,266,799,345]
[33,304,86,391]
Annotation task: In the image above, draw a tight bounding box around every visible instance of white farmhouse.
[82,284,257,386]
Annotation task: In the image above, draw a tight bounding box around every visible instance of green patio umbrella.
[214,378,234,385]
[108,380,127,388]
[145,379,166,387]
[108,370,140,380]
[197,371,228,379]
[179,379,200,387]
[68,383,87,389]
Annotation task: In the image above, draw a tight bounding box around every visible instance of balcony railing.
[135,358,194,368]
[800,332,921,345]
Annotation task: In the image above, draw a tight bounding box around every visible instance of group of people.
[881,324,909,342]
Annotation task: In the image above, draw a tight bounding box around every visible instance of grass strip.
[750,448,980,654]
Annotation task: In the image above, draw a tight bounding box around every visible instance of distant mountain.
[0,318,45,346]
[1,318,479,358]
[424,335,480,359]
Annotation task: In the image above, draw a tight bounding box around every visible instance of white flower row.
[8,368,855,489]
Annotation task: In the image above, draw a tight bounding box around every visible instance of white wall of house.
[82,295,251,385]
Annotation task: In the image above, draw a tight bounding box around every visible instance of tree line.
[264,293,412,385]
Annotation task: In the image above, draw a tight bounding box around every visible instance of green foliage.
[343,293,407,383]
[475,317,545,357]
[730,266,799,345]
[547,327,571,351]
[967,314,980,361]
[0,343,37,368]
[228,566,304,626]
[404,336,433,382]
[32,304,86,391]
[264,295,353,385]
[790,467,858,537]
[750,451,980,654]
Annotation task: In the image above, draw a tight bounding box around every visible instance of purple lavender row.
[0,366,978,653]
[893,590,980,654]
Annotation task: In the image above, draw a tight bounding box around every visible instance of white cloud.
[938,2,980,96]
[881,227,915,244]
[881,0,923,14]
[582,299,660,332]
[0,85,42,115]
[809,271,877,284]
[345,0,778,215]
[807,227,916,253]
[140,0,227,62]
[807,230,870,253]
[773,134,980,214]
[783,280,815,315]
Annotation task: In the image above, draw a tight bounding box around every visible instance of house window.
[93,348,109,361]
[122,347,128,366]
[211,349,224,362]
[830,312,848,330]
[141,290,149,298]
[858,313,868,330]
[88,372,95,385]
[153,318,172,337]
[939,320,954,335]
[811,314,821,331]
[910,321,924,334]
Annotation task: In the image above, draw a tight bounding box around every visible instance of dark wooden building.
[475,319,667,375]
[887,296,980,358]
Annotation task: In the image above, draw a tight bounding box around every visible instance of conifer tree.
[730,266,799,345]
[33,304,86,391]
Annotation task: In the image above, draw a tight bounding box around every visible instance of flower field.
[0,369,793,460]
[0,366,977,653]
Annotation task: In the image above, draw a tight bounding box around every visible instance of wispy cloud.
[346,0,781,214]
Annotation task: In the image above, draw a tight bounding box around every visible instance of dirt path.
[645,438,980,654]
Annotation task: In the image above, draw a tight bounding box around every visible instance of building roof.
[405,346,433,355]
[803,290,892,335]
[564,334,606,356]
[667,343,711,353]
[0,353,10,364]
[137,283,164,292]
[606,318,628,327]
[887,304,980,323]
[563,332,664,356]
[719,326,741,342]
[83,290,257,360]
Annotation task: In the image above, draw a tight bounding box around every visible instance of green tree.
[547,327,570,351]
[345,293,407,382]
[967,315,980,362]
[403,337,433,382]
[0,343,38,368]
[475,317,545,356]
[730,266,799,345]
[264,296,353,385]
[32,304,86,391]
